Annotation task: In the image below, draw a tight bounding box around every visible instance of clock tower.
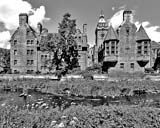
[95,10,108,47]
[94,10,108,64]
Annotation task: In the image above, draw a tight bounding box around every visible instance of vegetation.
[0,79,160,97]
[0,48,10,73]
[40,13,78,76]
[0,105,160,127]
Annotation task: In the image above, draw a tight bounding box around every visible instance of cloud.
[0,0,50,49]
[109,9,160,42]
[109,10,124,28]
[0,0,49,30]
[0,31,11,49]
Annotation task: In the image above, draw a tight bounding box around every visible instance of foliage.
[0,48,10,73]
[1,78,160,97]
[0,105,160,127]
[39,13,79,75]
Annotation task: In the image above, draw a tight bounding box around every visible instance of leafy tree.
[0,48,10,73]
[40,13,79,75]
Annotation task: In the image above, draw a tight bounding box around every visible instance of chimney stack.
[19,13,28,26]
[37,22,42,34]
[83,24,87,34]
[123,9,133,22]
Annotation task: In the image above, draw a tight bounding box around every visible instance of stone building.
[10,13,88,74]
[94,9,159,73]
[75,24,89,70]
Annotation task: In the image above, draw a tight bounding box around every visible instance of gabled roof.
[104,25,118,41]
[151,41,160,49]
[136,25,150,41]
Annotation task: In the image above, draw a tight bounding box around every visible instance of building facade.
[75,24,89,70]
[10,13,88,74]
[94,9,160,73]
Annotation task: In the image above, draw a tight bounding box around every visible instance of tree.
[39,13,79,75]
[0,48,10,73]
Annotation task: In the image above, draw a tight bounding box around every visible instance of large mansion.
[10,10,160,74]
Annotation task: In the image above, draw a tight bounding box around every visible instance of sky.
[0,0,160,49]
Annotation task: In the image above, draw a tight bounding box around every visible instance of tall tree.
[39,13,79,74]
[0,48,10,73]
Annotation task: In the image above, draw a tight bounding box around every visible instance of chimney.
[37,22,42,34]
[83,24,87,34]
[19,13,28,26]
[123,9,133,22]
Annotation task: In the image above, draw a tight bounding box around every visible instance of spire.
[104,25,118,41]
[98,10,106,23]
[136,25,150,41]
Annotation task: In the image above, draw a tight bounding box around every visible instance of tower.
[94,10,108,64]
[95,10,108,47]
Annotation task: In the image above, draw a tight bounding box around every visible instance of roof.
[136,25,150,41]
[104,25,118,41]
[151,41,160,49]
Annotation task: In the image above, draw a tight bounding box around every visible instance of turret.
[19,13,28,26]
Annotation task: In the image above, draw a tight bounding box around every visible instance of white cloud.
[109,9,160,42]
[109,10,124,29]
[0,0,50,49]
[0,0,49,30]
[0,31,11,49]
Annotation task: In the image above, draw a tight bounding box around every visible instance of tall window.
[14,40,17,45]
[130,63,134,69]
[14,60,17,65]
[137,42,142,55]
[106,42,109,55]
[116,42,118,55]
[14,50,17,55]
[144,41,148,55]
[27,40,30,45]
[120,63,124,69]
[111,41,115,55]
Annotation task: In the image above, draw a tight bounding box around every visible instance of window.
[106,42,109,55]
[111,41,115,54]
[144,41,148,54]
[27,70,33,74]
[41,55,44,59]
[120,63,124,69]
[78,45,81,50]
[82,47,87,51]
[27,60,34,65]
[31,50,34,54]
[31,40,34,44]
[137,42,142,55]
[116,42,118,55]
[27,50,34,55]
[14,60,17,65]
[14,50,17,55]
[130,63,134,69]
[31,60,34,65]
[14,40,17,45]
[27,40,30,45]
